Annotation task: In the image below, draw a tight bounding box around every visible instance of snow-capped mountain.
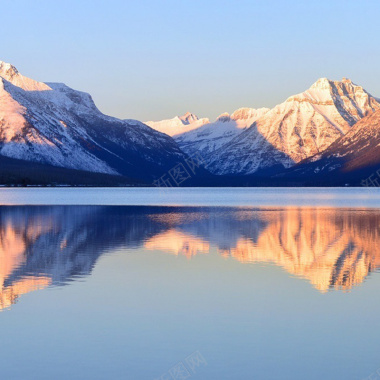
[206,78,380,175]
[2,61,380,185]
[174,107,270,158]
[145,112,209,136]
[0,61,188,181]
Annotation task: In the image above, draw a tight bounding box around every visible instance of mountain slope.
[174,107,270,158]
[0,61,189,181]
[145,112,209,136]
[206,78,380,175]
[278,108,380,185]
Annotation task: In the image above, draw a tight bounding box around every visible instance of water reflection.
[1,206,380,310]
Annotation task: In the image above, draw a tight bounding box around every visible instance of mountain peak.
[310,77,355,90]
[342,77,352,84]
[179,112,199,125]
[216,112,230,122]
[0,60,51,92]
[0,61,19,80]
[145,112,209,137]
[310,77,332,90]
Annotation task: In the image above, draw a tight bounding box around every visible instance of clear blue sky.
[2,0,380,121]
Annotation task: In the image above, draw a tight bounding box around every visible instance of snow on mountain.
[333,108,380,169]
[285,108,380,181]
[206,78,380,175]
[179,111,201,125]
[174,107,270,158]
[0,62,51,92]
[2,62,379,184]
[145,112,209,137]
[316,107,380,170]
[0,61,188,180]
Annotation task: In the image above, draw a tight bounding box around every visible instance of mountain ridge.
[206,77,380,175]
[146,77,380,180]
[1,60,380,186]
[145,112,210,136]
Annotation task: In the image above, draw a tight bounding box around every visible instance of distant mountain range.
[173,108,270,160]
[1,60,380,186]
[145,111,210,136]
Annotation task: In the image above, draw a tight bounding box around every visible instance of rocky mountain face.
[145,112,209,136]
[325,108,380,172]
[279,108,380,184]
[0,61,189,182]
[206,78,380,175]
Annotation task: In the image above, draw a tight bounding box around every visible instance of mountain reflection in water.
[1,206,379,310]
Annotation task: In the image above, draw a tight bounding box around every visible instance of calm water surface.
[1,188,380,380]
[0,187,379,207]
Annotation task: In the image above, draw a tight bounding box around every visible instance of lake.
[0,188,380,380]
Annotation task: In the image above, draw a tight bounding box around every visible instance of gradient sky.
[2,0,380,122]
